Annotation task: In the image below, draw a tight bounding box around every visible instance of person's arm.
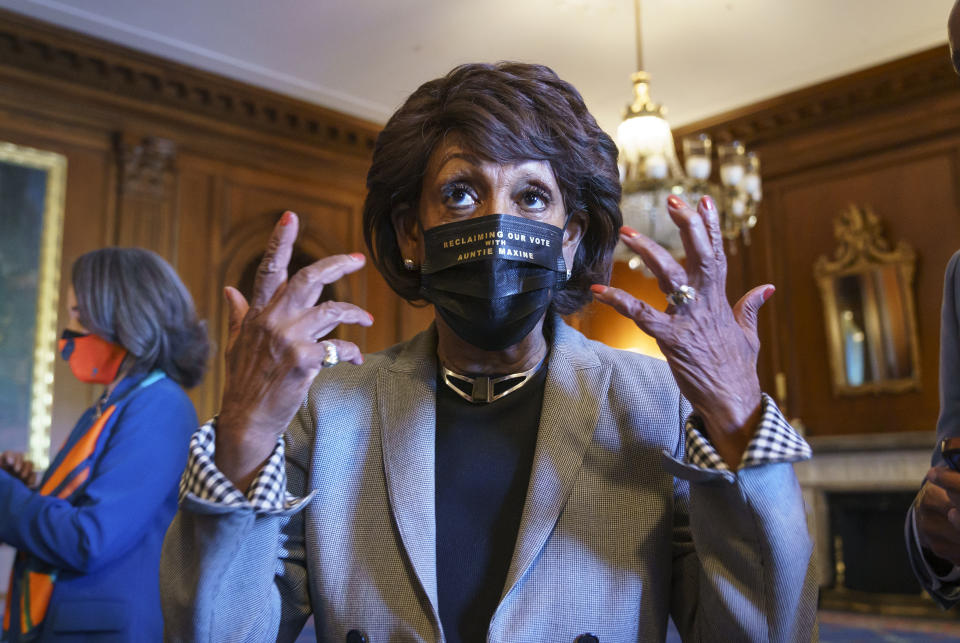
[935,252,960,469]
[906,495,960,608]
[0,381,194,572]
[908,251,960,605]
[666,394,818,642]
[593,195,817,638]
[160,407,314,643]
[159,212,371,642]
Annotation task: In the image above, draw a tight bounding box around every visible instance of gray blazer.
[160,318,817,642]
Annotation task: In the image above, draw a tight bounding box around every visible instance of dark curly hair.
[363,62,622,315]
[72,247,210,388]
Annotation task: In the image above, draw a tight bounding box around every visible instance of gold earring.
[403,258,416,271]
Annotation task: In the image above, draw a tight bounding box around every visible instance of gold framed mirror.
[0,141,66,469]
[814,205,920,396]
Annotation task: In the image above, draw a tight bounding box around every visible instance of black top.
[435,360,548,643]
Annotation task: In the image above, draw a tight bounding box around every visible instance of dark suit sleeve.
[0,381,195,573]
[907,250,960,606]
[935,251,960,466]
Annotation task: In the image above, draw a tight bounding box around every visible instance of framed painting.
[0,141,66,470]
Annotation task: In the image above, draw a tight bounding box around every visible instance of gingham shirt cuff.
[178,418,310,513]
[684,393,811,472]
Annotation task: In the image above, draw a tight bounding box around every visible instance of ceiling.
[0,0,951,137]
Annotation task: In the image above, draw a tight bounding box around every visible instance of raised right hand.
[917,466,960,567]
[215,211,373,489]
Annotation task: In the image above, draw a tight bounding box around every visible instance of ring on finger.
[667,284,697,307]
[320,340,340,368]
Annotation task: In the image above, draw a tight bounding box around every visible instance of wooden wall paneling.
[763,139,960,436]
[221,184,353,254]
[741,211,783,409]
[762,184,810,423]
[173,159,219,416]
[752,90,960,185]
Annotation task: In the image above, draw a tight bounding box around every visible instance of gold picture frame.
[814,205,921,397]
[0,142,66,469]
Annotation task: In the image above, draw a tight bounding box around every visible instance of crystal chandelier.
[615,0,762,266]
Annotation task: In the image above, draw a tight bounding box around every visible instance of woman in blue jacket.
[1,247,208,642]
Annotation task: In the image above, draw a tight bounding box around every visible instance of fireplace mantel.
[793,432,939,614]
[795,432,932,491]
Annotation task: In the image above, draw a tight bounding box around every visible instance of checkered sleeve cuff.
[178,418,310,513]
[684,393,812,472]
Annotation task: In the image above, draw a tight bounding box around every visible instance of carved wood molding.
[113,133,179,256]
[0,9,380,159]
[813,204,915,277]
[116,134,176,198]
[674,46,957,148]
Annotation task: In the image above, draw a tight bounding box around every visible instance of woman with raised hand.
[161,63,816,642]
[1,247,208,642]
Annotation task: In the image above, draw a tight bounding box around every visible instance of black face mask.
[419,214,568,351]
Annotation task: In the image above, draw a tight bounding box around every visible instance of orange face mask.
[58,330,128,384]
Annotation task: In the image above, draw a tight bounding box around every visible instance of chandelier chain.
[634,0,643,72]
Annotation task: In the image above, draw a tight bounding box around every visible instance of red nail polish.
[620,226,639,238]
[763,286,775,301]
[349,252,365,261]
[366,312,375,322]
[667,195,683,208]
[590,284,607,294]
[702,195,715,210]
[280,211,294,226]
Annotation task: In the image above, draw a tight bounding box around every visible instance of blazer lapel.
[378,326,442,621]
[501,318,610,599]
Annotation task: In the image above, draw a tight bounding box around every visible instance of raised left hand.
[1,450,38,487]
[591,195,772,468]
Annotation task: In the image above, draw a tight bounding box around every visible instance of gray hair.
[71,247,209,389]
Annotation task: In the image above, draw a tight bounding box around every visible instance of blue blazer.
[0,371,196,641]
